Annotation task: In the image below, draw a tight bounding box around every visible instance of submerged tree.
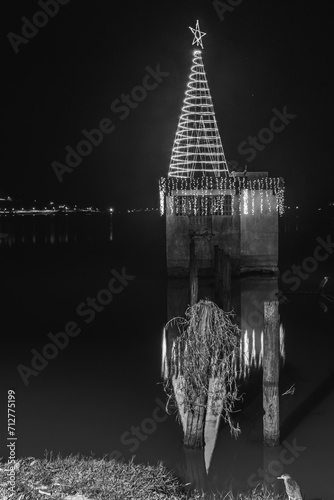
[163,300,241,448]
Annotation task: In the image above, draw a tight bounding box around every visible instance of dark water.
[0,212,333,499]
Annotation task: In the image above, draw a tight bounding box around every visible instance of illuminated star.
[189,20,206,49]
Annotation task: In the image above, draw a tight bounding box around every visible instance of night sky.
[2,0,333,211]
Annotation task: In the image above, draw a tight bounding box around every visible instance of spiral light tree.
[168,22,229,180]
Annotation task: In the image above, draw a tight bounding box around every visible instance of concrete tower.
[159,21,284,276]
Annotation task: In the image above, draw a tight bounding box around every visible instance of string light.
[243,189,249,215]
[168,49,229,179]
[265,188,271,213]
[160,176,285,217]
[159,28,286,217]
[159,177,166,215]
[259,179,264,213]
[189,20,206,49]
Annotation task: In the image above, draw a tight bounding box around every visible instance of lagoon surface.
[1,211,333,499]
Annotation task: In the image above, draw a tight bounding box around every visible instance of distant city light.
[0,200,159,216]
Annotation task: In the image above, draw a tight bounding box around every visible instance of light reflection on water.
[162,325,285,384]
[237,324,285,379]
[1,214,333,498]
[163,276,285,382]
[0,213,112,246]
[161,276,313,495]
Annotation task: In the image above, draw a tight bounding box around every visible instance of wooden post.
[182,447,208,491]
[263,301,280,446]
[215,246,231,310]
[172,301,235,452]
[214,245,220,297]
[189,238,198,306]
[183,304,208,448]
[263,444,283,491]
[222,252,231,311]
[183,392,207,448]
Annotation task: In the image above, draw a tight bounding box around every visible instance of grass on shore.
[0,454,284,500]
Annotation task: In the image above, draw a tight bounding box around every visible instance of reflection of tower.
[163,276,285,382]
[162,274,287,491]
[238,276,285,378]
[159,21,284,277]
